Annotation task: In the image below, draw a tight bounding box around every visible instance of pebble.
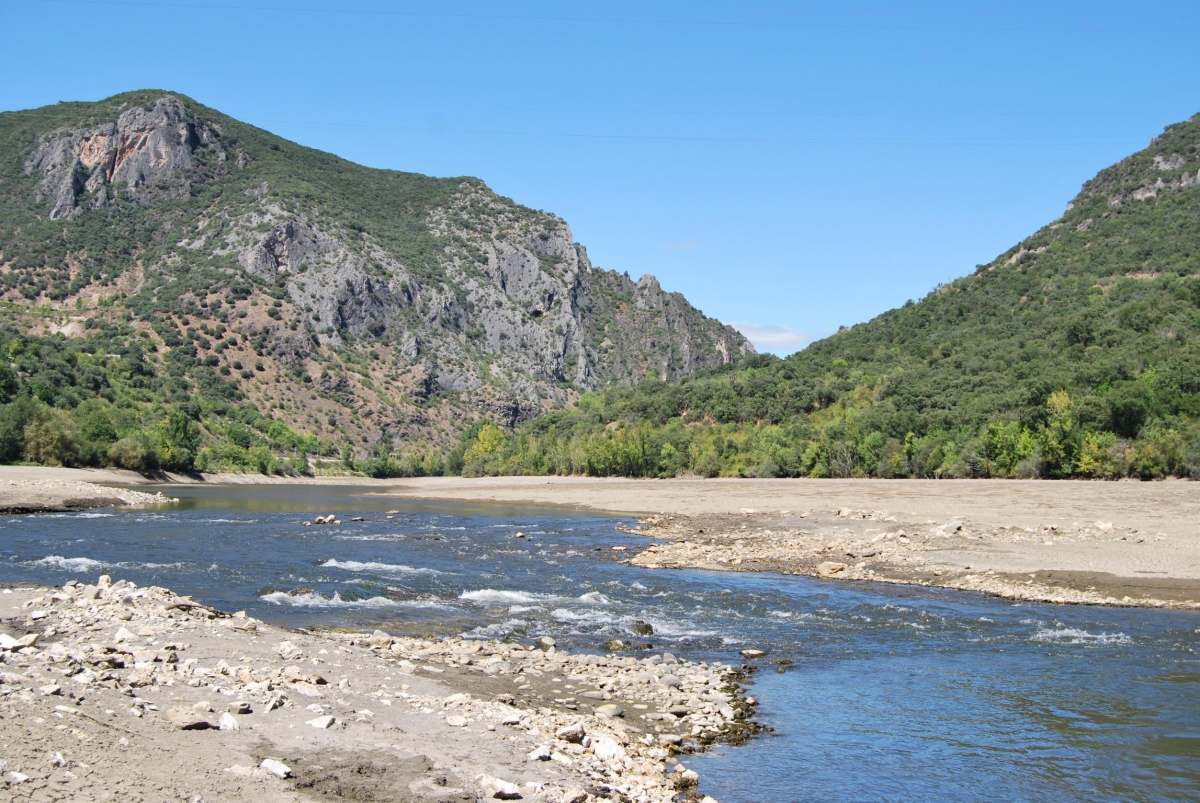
[0,574,753,803]
[260,759,292,778]
[476,773,523,799]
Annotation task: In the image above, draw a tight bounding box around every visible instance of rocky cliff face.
[24,96,219,219]
[0,91,751,448]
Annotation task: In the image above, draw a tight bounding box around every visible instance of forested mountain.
[460,113,1200,479]
[0,90,749,474]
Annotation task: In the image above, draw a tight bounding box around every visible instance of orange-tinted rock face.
[26,96,216,218]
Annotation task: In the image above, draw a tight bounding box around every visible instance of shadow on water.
[2,484,1197,803]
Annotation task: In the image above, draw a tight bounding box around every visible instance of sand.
[2,466,1197,607]
[0,467,176,513]
[384,477,1200,608]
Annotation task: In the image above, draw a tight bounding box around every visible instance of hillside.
[0,90,750,474]
[465,113,1200,479]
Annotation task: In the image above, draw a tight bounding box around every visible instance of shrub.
[23,407,81,466]
[107,434,160,473]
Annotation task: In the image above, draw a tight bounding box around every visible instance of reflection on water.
[1,484,1197,803]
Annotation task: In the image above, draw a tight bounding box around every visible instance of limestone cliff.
[0,91,751,450]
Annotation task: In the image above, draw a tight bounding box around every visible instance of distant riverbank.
[3,467,1197,608]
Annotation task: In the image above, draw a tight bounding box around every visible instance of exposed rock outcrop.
[5,90,752,448]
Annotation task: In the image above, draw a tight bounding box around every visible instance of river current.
[1,485,1196,802]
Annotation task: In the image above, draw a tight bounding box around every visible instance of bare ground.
[3,467,1197,607]
[384,477,1200,609]
[0,578,750,802]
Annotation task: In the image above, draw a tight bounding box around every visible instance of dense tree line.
[448,113,1200,480]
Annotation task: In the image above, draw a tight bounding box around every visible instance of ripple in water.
[0,484,1195,803]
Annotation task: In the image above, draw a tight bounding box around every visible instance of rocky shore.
[0,577,755,802]
[625,508,1200,609]
[0,477,175,514]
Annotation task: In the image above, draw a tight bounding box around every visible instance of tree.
[23,406,81,467]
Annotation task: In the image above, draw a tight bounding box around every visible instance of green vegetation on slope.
[452,114,1200,480]
[0,318,337,474]
[0,90,745,476]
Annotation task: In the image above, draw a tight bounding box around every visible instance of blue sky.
[2,1,1198,354]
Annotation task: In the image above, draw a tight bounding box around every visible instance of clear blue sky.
[2,1,1198,354]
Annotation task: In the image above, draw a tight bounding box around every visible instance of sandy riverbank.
[2,467,1197,608]
[384,477,1200,609]
[0,577,751,802]
[0,466,372,513]
[0,468,176,513]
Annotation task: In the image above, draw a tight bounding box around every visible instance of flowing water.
[1,485,1197,802]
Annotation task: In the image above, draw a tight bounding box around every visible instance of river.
[1,485,1196,802]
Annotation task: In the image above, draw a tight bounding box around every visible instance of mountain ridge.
[0,90,751,473]
[458,111,1200,479]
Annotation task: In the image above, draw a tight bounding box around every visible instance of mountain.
[0,90,750,474]
[466,112,1200,480]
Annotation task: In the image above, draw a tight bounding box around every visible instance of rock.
[306,715,336,729]
[590,735,627,762]
[580,690,606,700]
[816,561,847,577]
[260,759,292,779]
[445,715,467,727]
[659,733,684,745]
[39,683,62,696]
[230,701,252,714]
[528,743,552,761]
[476,773,523,799]
[218,712,240,731]
[542,787,588,803]
[629,620,654,635]
[595,703,624,718]
[537,636,556,648]
[555,722,586,743]
[350,516,365,521]
[7,771,30,784]
[739,649,766,659]
[165,707,215,730]
[112,626,136,644]
[367,630,393,647]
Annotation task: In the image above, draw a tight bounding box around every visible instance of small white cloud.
[729,322,814,356]
[661,240,700,250]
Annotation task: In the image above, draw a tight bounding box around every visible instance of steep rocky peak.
[1067,112,1199,213]
[24,95,219,219]
[0,90,753,446]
